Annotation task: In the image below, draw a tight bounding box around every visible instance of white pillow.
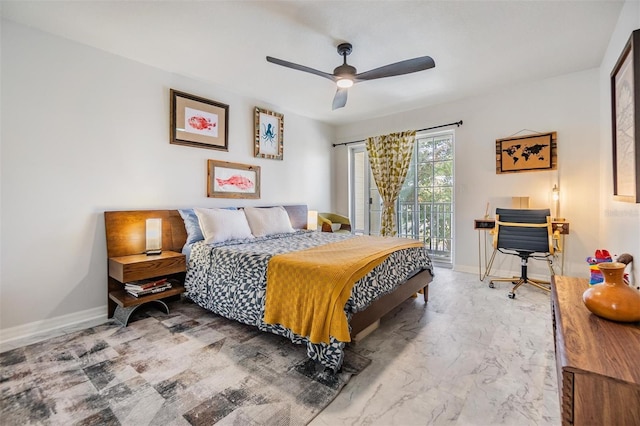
[243,206,295,237]
[194,208,253,244]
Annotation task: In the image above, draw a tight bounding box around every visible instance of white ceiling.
[1,0,624,125]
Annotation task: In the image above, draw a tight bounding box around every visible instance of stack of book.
[125,278,172,298]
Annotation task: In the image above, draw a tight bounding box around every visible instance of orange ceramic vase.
[582,262,640,323]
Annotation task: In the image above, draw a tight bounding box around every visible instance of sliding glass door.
[350,147,382,236]
[350,130,454,264]
[398,131,454,265]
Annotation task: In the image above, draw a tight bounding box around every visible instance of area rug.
[0,300,370,425]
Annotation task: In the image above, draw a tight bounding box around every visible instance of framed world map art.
[495,132,557,174]
[611,29,640,203]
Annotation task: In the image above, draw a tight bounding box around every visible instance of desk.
[474,218,569,280]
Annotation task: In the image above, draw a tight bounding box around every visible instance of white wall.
[0,20,334,337]
[335,69,602,279]
[598,0,640,287]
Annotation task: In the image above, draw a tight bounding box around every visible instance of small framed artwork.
[207,160,260,199]
[170,89,229,151]
[495,132,557,174]
[254,107,284,160]
[611,29,640,203]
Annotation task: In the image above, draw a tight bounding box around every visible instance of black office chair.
[486,208,555,299]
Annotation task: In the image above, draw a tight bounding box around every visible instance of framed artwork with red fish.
[254,107,284,160]
[170,89,229,151]
[207,160,260,199]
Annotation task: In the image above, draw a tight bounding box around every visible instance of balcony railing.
[397,202,453,263]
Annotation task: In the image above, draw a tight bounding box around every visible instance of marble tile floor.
[1,268,560,425]
[311,268,559,426]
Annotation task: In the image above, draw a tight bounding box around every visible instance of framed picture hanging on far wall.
[611,29,640,203]
[495,132,557,174]
[254,107,284,160]
[170,89,229,151]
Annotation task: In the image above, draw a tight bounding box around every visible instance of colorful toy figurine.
[586,249,612,285]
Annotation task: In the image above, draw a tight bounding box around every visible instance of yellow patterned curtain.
[366,131,416,236]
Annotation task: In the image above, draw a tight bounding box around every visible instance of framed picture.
[611,29,640,203]
[254,107,284,160]
[495,132,557,174]
[170,89,229,151]
[207,160,260,199]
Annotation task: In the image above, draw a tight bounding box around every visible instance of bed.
[104,205,434,372]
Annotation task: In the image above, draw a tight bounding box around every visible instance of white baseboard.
[453,264,482,275]
[0,305,108,349]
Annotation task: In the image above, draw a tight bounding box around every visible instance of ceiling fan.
[266,42,435,110]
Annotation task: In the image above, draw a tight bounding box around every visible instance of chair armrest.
[318,215,333,232]
[321,222,333,232]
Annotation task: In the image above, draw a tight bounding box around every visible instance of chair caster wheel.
[508,293,516,299]
[489,282,495,288]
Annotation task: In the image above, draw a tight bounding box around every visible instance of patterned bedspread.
[184,231,433,371]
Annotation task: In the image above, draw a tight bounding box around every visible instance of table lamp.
[145,218,162,255]
[307,210,318,231]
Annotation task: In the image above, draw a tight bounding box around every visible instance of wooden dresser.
[551,275,640,425]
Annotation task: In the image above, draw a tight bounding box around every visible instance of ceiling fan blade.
[332,88,348,110]
[355,56,435,81]
[266,56,335,81]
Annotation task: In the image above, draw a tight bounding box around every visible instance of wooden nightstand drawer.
[108,251,186,283]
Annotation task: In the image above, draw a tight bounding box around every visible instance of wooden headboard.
[104,205,309,258]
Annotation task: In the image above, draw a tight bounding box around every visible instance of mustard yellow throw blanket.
[264,236,423,344]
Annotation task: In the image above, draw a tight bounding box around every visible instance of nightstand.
[108,251,186,326]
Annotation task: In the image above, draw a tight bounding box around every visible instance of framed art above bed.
[170,89,229,151]
[207,159,261,199]
[254,107,284,160]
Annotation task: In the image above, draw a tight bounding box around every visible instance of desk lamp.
[552,184,563,222]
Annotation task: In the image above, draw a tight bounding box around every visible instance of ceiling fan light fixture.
[336,78,354,88]
[266,41,435,110]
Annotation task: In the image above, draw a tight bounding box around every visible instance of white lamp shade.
[146,218,162,253]
[307,210,318,231]
[552,184,560,219]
